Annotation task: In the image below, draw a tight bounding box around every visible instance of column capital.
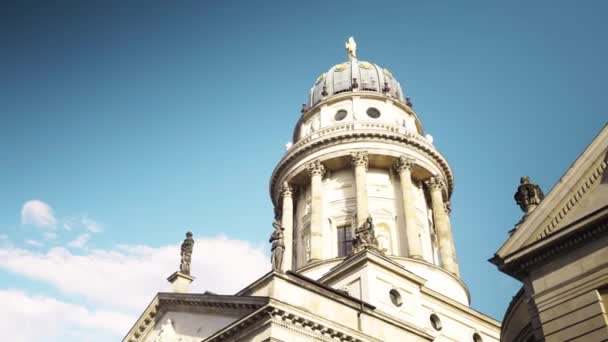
[425,176,445,192]
[350,151,369,170]
[394,156,415,173]
[281,181,293,198]
[308,160,326,177]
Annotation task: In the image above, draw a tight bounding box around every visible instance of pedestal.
[167,271,195,293]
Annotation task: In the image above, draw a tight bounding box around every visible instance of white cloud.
[25,240,43,247]
[43,232,58,240]
[81,216,103,233]
[0,236,269,314]
[68,234,90,249]
[0,289,131,342]
[21,200,57,228]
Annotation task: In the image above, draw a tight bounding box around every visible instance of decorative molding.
[350,151,369,170]
[507,213,608,278]
[425,176,444,192]
[535,160,607,240]
[394,156,415,174]
[208,306,368,342]
[307,160,326,177]
[270,125,454,205]
[281,181,293,198]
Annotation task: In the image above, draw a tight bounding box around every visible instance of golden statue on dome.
[345,36,357,60]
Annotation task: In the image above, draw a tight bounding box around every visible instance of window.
[366,107,381,118]
[337,225,353,257]
[389,289,402,307]
[473,333,483,342]
[334,109,347,121]
[430,314,442,331]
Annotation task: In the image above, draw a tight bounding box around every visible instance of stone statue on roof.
[353,215,380,253]
[269,219,285,272]
[180,231,194,275]
[345,36,357,60]
[514,176,545,214]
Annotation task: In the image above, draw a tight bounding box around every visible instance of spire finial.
[345,36,357,60]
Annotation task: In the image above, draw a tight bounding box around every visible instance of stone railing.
[289,122,430,153]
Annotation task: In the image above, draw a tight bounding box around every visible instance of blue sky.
[1,1,607,340]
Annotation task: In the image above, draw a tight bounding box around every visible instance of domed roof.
[308,38,405,107]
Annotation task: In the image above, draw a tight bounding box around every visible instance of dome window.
[473,333,483,342]
[366,107,381,119]
[389,289,402,307]
[334,110,347,121]
[430,314,442,331]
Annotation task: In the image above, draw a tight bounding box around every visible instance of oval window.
[430,314,442,331]
[366,107,381,119]
[473,333,483,342]
[335,109,347,121]
[389,289,402,307]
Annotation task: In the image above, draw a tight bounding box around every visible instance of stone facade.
[492,125,608,342]
[124,39,501,342]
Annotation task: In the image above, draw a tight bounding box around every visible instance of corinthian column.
[351,151,369,228]
[426,177,460,276]
[308,160,326,261]
[394,157,422,259]
[281,182,293,271]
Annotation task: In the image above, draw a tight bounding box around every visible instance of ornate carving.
[269,220,285,272]
[425,176,444,192]
[180,231,194,275]
[514,176,544,214]
[443,201,452,215]
[352,215,380,253]
[394,156,415,174]
[281,181,293,198]
[307,160,326,177]
[406,96,414,107]
[350,151,369,170]
[382,81,390,94]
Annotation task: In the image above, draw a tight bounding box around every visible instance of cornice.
[270,123,454,205]
[494,206,608,279]
[205,303,379,342]
[122,293,268,342]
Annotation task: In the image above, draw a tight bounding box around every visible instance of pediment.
[495,125,608,265]
[123,292,268,342]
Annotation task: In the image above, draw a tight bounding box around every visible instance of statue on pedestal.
[269,219,285,272]
[353,215,380,253]
[180,231,194,275]
[514,176,545,215]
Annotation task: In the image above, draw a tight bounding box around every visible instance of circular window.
[473,333,483,342]
[389,289,402,307]
[430,314,442,331]
[366,107,381,119]
[334,109,347,121]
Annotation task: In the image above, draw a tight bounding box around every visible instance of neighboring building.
[124,38,501,342]
[491,125,608,342]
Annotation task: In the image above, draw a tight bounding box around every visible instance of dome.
[308,59,405,107]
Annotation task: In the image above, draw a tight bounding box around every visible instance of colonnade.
[278,153,459,276]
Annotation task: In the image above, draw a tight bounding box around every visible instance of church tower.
[124,38,501,342]
[271,37,465,304]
